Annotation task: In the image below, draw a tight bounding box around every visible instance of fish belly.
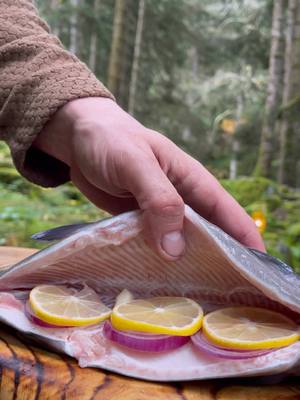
[0,292,299,381]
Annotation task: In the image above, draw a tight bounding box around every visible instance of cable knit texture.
[0,0,113,186]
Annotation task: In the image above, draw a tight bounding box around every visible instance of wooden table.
[0,246,299,399]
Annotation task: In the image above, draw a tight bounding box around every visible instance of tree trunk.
[107,0,126,95]
[229,139,239,180]
[254,0,285,178]
[115,3,132,109]
[89,0,101,73]
[278,0,300,186]
[69,0,80,55]
[50,0,60,37]
[229,94,243,180]
[128,0,146,116]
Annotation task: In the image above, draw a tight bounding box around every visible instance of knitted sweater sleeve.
[0,0,113,187]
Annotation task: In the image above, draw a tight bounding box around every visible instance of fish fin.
[114,289,134,307]
[248,248,294,274]
[31,222,91,242]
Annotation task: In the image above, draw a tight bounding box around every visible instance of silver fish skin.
[0,205,299,382]
[31,221,95,241]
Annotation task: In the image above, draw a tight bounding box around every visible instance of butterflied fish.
[0,205,299,381]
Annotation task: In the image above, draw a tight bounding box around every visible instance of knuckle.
[145,194,184,218]
[156,134,175,150]
[118,149,154,172]
[74,119,100,135]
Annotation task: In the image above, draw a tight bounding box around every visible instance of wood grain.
[0,246,299,399]
[0,246,37,271]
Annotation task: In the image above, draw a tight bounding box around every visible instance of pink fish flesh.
[0,205,299,381]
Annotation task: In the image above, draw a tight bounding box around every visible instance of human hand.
[34,97,265,260]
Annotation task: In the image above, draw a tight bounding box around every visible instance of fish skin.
[249,248,295,275]
[31,222,94,241]
[31,216,114,242]
[0,205,299,381]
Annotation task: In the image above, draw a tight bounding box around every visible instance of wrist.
[33,102,74,166]
[33,97,116,166]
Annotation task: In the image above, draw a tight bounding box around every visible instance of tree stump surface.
[0,246,299,399]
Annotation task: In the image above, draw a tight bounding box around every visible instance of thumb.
[143,198,185,260]
[123,154,185,260]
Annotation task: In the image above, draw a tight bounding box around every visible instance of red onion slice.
[103,321,190,352]
[191,332,274,359]
[25,302,70,328]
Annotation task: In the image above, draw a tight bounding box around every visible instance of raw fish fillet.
[0,205,299,381]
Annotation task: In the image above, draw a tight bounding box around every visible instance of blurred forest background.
[0,0,300,272]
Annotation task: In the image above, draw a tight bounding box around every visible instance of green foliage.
[0,167,20,183]
[222,177,300,273]
[221,177,274,207]
[0,142,107,248]
[0,172,107,249]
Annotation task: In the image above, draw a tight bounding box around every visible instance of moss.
[265,194,282,211]
[287,223,300,239]
[0,181,108,248]
[221,177,275,207]
[0,167,22,183]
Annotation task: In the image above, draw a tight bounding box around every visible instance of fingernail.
[161,231,185,258]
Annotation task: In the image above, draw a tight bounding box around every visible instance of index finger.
[174,156,266,252]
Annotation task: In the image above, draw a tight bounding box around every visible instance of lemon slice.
[203,307,300,350]
[29,285,111,327]
[111,296,203,336]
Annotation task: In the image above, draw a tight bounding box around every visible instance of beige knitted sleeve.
[0,0,114,187]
